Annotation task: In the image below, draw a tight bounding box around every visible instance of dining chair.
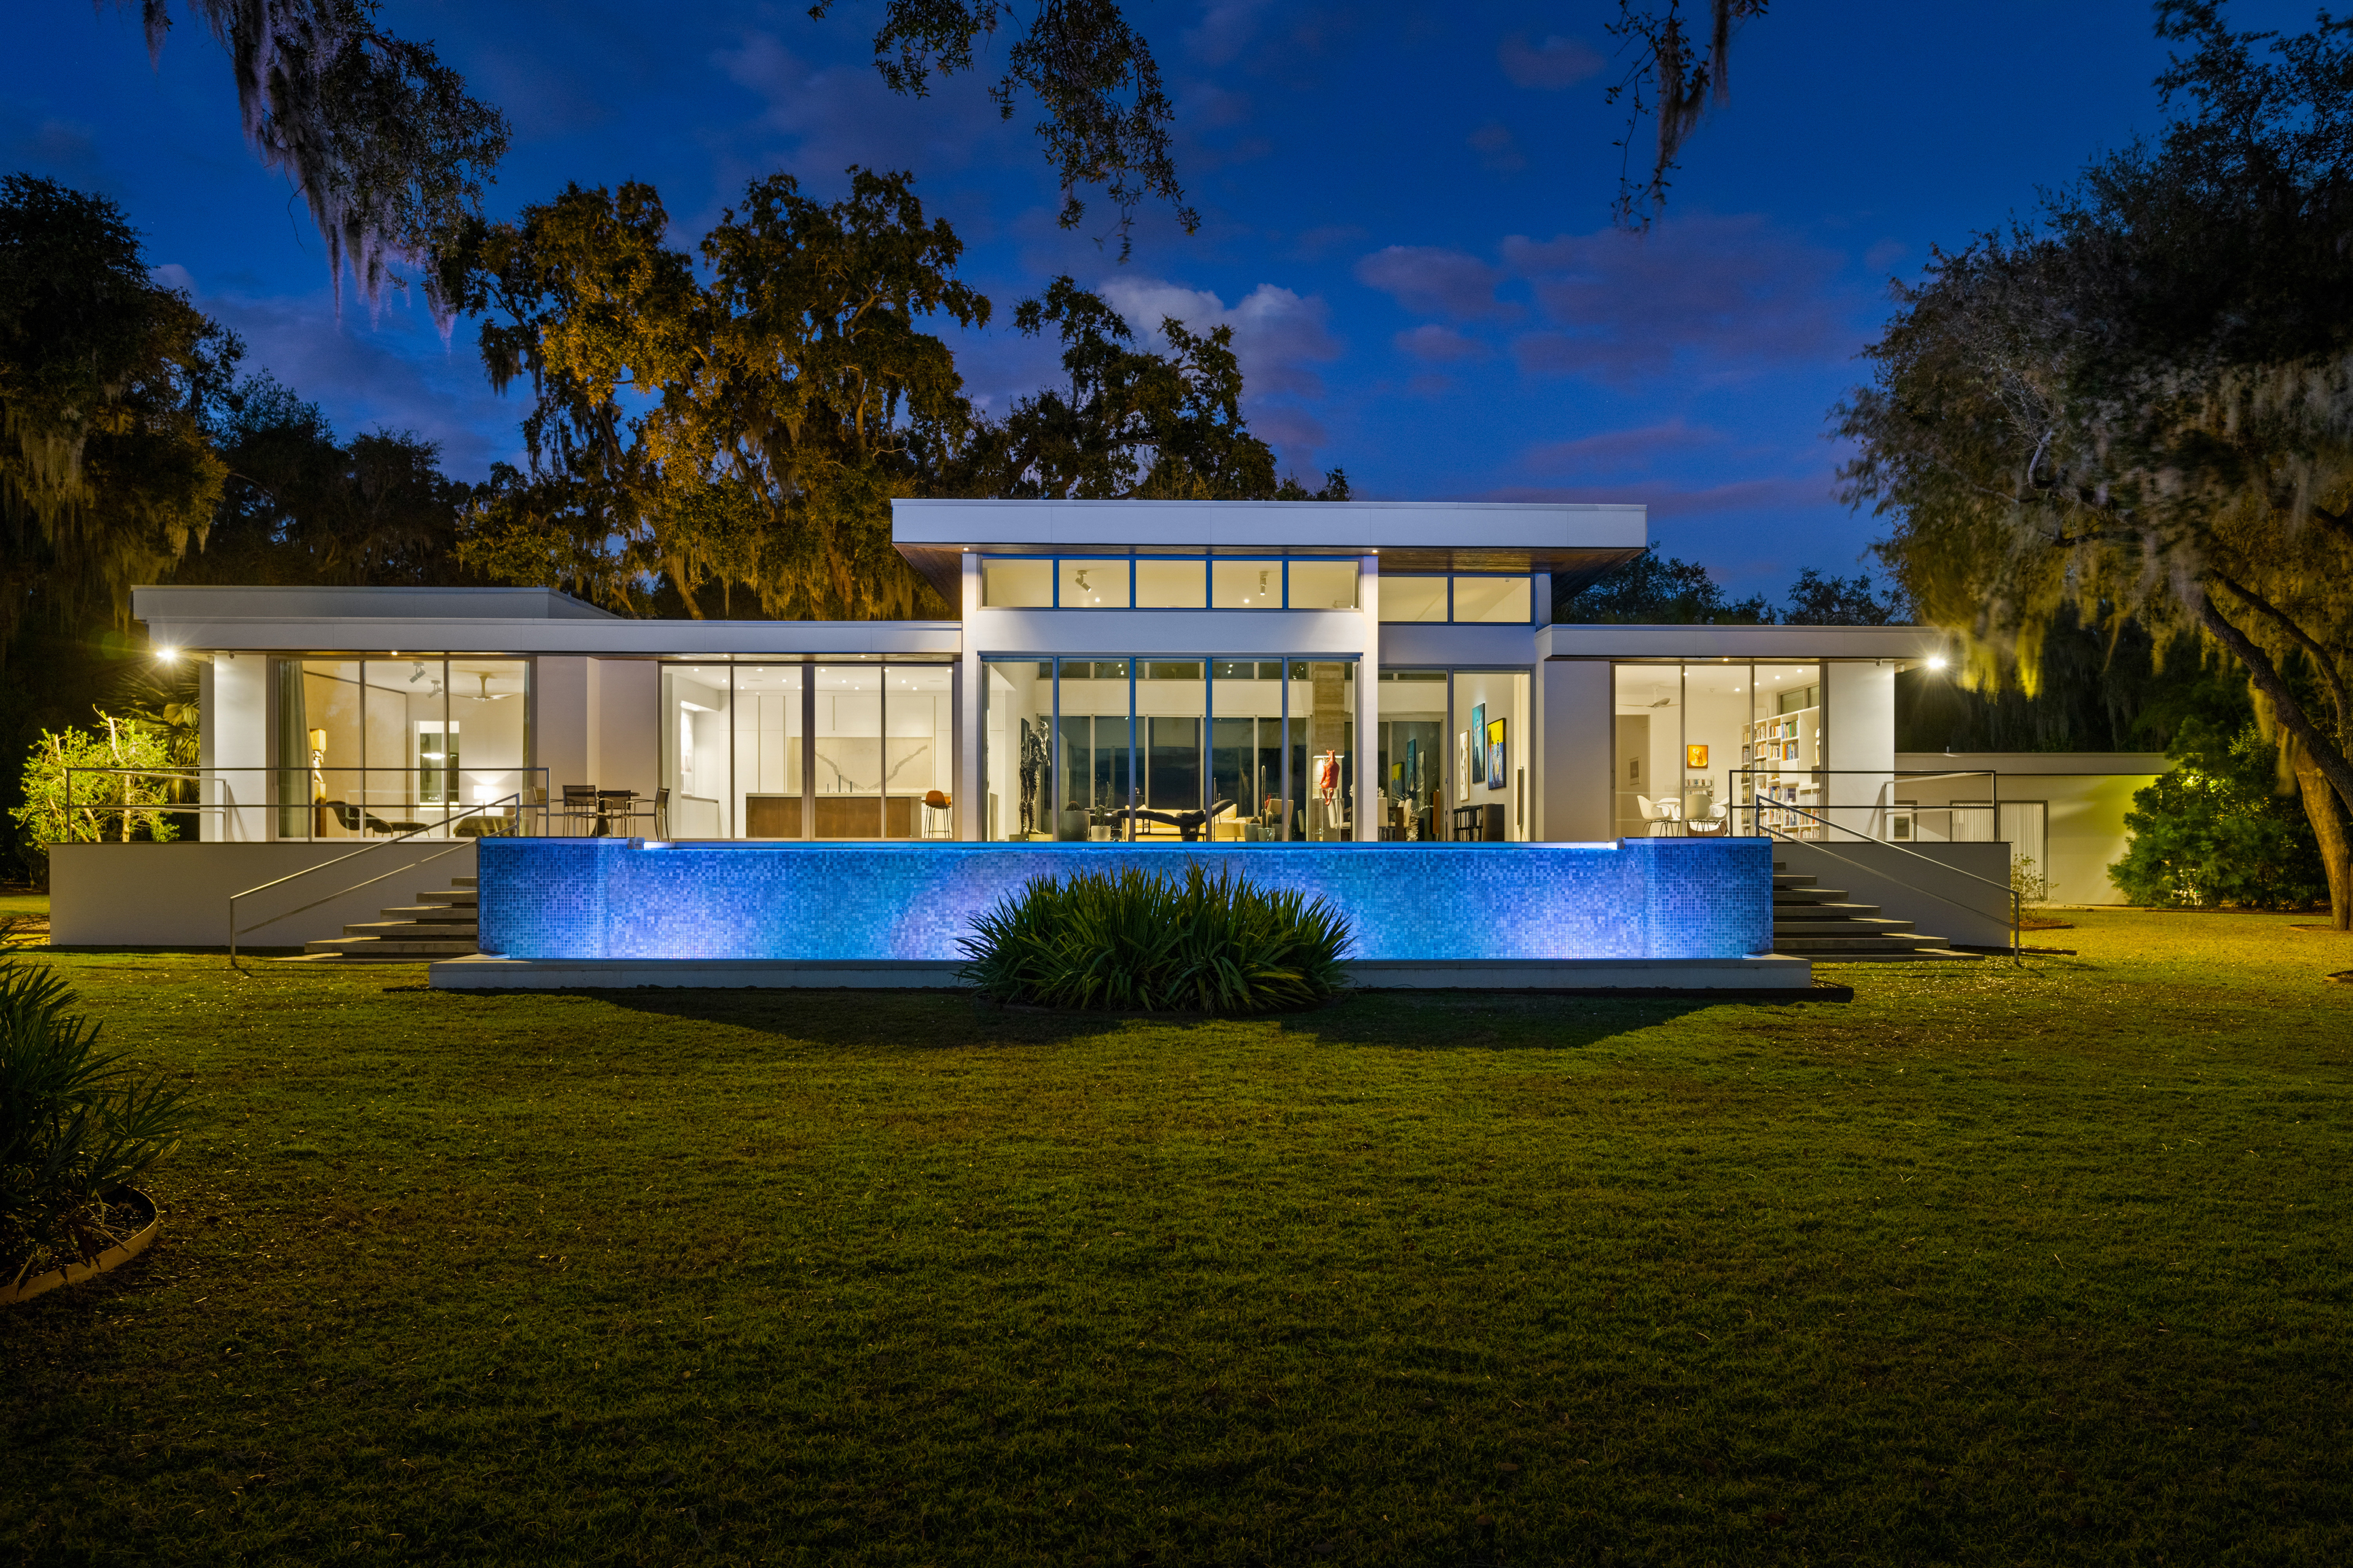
[560,784,598,835]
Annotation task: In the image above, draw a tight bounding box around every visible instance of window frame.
[969,553,1363,610]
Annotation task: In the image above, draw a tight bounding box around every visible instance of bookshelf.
[1739,703,1823,837]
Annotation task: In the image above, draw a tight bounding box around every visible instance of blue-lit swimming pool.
[475,838,1774,963]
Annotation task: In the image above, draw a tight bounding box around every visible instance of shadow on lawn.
[576,983,1803,1053]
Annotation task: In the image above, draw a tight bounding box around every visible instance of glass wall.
[660,662,954,840]
[982,659,1054,841]
[1288,661,1354,842]
[1210,661,1285,841]
[979,656,1360,842]
[974,555,1361,609]
[1613,661,1827,837]
[1058,660,1132,840]
[886,666,955,839]
[663,665,734,839]
[1377,575,1534,623]
[735,665,802,838]
[1376,670,1447,840]
[1451,670,1530,841]
[273,657,532,839]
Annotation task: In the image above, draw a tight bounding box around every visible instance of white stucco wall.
[1894,754,2163,905]
[52,839,477,947]
[1824,660,1897,839]
[1537,660,1613,841]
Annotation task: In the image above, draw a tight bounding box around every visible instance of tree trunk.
[2293,745,2353,931]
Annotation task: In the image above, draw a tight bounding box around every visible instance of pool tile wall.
[478,839,1773,962]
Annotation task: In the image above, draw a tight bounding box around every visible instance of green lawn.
[5,912,2350,1566]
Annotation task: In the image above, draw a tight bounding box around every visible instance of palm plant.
[960,864,1350,1015]
[0,930,184,1288]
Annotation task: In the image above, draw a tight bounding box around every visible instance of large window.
[1613,661,1825,837]
[1376,670,1447,840]
[1377,575,1534,624]
[272,657,532,839]
[1451,670,1530,841]
[662,661,954,840]
[979,555,1360,609]
[980,656,1357,841]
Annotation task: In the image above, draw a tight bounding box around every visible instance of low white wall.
[1773,839,2015,949]
[51,841,477,948]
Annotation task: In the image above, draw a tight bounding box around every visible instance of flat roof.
[133,585,618,622]
[891,499,1647,602]
[1896,752,2169,775]
[1541,623,1948,661]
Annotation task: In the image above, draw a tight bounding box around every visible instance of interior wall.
[594,659,659,804]
[208,652,270,841]
[536,657,589,805]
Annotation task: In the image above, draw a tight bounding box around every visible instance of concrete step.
[304,934,480,958]
[1773,917,1916,936]
[344,919,479,938]
[1775,887,1852,905]
[452,876,478,887]
[1790,947,1984,963]
[378,903,478,922]
[1773,932,1962,953]
[416,889,478,906]
[1774,898,1886,919]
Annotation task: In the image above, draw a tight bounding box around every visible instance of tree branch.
[2208,570,2350,737]
[2188,585,2353,821]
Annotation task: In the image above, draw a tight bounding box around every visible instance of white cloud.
[1097,276,1342,398]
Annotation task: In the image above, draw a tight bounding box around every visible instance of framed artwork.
[1456,730,1471,801]
[1469,704,1486,784]
[1686,743,1710,769]
[1486,718,1507,792]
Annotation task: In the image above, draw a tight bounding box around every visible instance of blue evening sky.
[4,1,2318,595]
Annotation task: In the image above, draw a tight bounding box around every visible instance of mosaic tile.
[478,838,1774,962]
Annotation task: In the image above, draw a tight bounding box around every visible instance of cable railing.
[226,792,529,970]
[1736,795,2022,964]
[1623,768,2002,841]
[58,767,550,841]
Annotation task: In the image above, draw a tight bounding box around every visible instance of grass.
[3,910,2350,1566]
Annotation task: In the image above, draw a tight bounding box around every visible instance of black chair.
[595,788,638,837]
[325,800,426,837]
[560,785,599,835]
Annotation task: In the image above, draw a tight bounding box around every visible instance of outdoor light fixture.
[155,646,179,662]
[1926,655,1950,671]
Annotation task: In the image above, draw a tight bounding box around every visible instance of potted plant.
[1,929,184,1305]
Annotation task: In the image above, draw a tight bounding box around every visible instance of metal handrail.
[227,793,523,970]
[63,766,549,841]
[1740,797,2022,964]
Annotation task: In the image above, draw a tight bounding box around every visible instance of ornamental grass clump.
[959,864,1351,1014]
[1,933,183,1290]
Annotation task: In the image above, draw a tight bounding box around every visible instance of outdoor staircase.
[293,875,480,962]
[1772,865,1980,962]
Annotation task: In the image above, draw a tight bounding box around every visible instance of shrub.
[0,932,184,1286]
[11,715,186,863]
[2109,720,2327,909]
[959,864,1351,1014]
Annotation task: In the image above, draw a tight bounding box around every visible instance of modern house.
[53,499,2048,964]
